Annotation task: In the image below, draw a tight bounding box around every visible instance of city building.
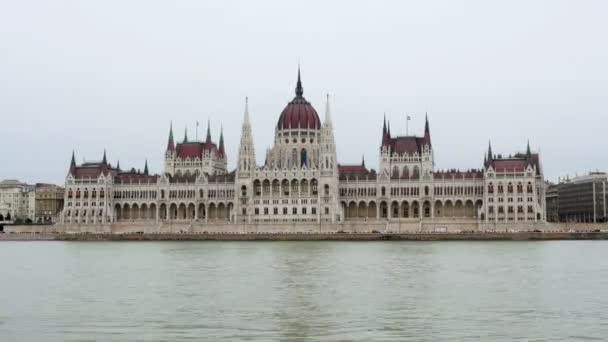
[34,184,65,223]
[545,172,608,223]
[0,180,35,223]
[60,70,546,227]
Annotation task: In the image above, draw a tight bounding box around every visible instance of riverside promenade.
[2,231,608,241]
[2,221,607,241]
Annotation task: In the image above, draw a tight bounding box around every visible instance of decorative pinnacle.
[295,66,303,97]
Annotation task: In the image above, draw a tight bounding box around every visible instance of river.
[1,241,606,341]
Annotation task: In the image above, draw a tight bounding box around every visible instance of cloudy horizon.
[1,0,607,185]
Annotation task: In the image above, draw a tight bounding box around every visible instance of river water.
[0,241,607,341]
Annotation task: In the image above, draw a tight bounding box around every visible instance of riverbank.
[2,231,608,241]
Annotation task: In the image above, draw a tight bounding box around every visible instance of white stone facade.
[59,72,546,227]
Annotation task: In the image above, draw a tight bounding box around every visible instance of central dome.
[277,69,321,131]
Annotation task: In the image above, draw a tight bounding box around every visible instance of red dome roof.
[277,69,321,131]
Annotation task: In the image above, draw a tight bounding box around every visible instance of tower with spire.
[379,114,434,180]
[319,94,340,222]
[237,97,256,177]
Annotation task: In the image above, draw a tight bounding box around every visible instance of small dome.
[277,69,321,131]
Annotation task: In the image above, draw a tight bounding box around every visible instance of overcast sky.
[1,0,606,185]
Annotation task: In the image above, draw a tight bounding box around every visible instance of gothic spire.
[116,160,121,171]
[244,97,250,126]
[383,113,387,133]
[423,113,431,146]
[184,126,188,143]
[487,141,493,161]
[206,119,212,144]
[69,150,76,175]
[295,66,303,98]
[219,125,225,157]
[324,93,332,125]
[382,113,389,146]
[102,149,107,164]
[526,140,531,157]
[144,159,149,175]
[362,154,366,168]
[167,121,175,151]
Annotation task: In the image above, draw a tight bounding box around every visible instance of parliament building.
[60,70,546,229]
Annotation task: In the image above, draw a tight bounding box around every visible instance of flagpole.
[196,121,199,141]
[406,114,409,136]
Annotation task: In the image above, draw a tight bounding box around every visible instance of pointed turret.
[423,113,432,146]
[166,121,175,152]
[218,125,225,158]
[116,160,121,171]
[144,160,149,175]
[183,126,188,143]
[387,120,392,139]
[526,140,531,157]
[381,114,390,147]
[487,141,493,162]
[205,119,212,144]
[362,155,366,168]
[295,66,304,97]
[102,149,107,164]
[69,150,76,175]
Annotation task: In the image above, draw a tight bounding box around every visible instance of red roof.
[338,165,373,179]
[277,97,320,130]
[389,136,425,154]
[71,163,117,179]
[488,153,540,174]
[176,142,223,159]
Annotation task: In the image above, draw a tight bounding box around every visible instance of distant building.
[34,184,65,223]
[546,172,608,223]
[545,182,560,223]
[0,180,35,223]
[60,69,546,226]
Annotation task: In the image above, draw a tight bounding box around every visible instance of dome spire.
[295,65,303,97]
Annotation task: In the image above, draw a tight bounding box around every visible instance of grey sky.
[1,0,606,185]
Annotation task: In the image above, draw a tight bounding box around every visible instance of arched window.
[488,183,494,194]
[292,149,297,168]
[324,184,330,196]
[412,166,420,179]
[300,149,307,167]
[381,187,386,197]
[424,186,429,196]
